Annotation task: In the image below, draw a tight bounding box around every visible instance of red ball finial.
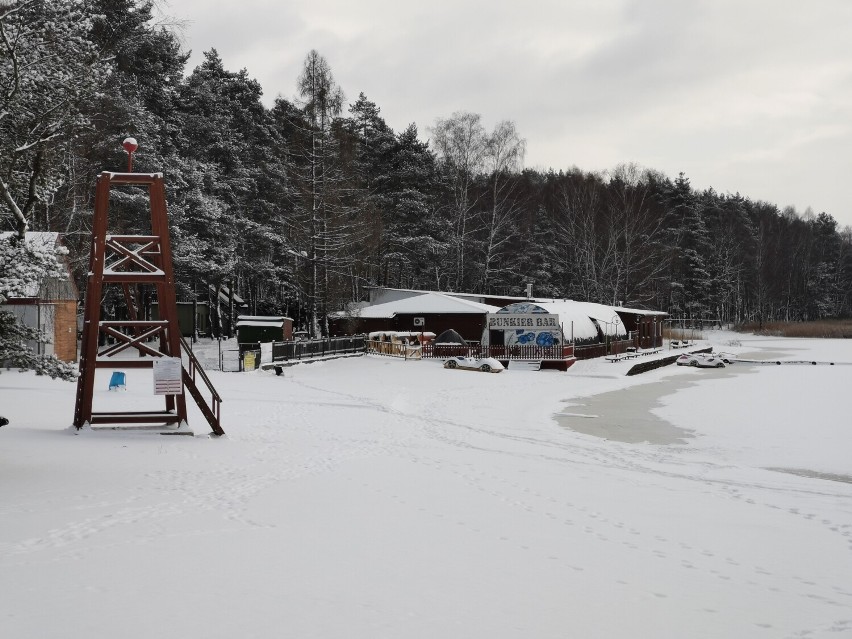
[122,137,138,154]
[122,137,138,172]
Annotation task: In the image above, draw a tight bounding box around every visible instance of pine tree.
[382,123,443,290]
[169,50,294,329]
[344,92,397,288]
[658,173,711,319]
[806,212,842,319]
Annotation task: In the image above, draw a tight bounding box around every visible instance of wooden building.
[236,315,293,343]
[0,232,79,362]
[357,288,667,364]
[329,292,500,343]
[613,307,666,350]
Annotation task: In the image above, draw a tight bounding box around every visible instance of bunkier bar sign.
[487,314,559,329]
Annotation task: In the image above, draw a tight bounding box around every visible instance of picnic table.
[670,340,694,349]
[606,351,641,363]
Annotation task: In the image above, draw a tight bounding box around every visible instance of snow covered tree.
[516,199,561,299]
[342,96,443,292]
[377,123,443,290]
[805,212,843,319]
[657,173,712,318]
[602,164,667,307]
[342,92,396,289]
[701,192,755,323]
[553,169,607,302]
[0,0,108,238]
[0,235,76,379]
[170,49,296,330]
[291,50,370,335]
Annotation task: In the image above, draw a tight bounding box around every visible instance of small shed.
[0,232,78,362]
[236,315,293,343]
[613,306,667,350]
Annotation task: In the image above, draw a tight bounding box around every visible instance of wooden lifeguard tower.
[73,140,224,436]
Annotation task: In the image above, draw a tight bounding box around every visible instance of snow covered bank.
[1,332,851,638]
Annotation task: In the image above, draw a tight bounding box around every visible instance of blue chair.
[108,371,126,391]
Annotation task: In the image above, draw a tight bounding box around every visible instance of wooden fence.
[420,343,575,361]
[239,335,366,370]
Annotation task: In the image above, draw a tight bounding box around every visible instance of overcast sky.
[160,0,852,227]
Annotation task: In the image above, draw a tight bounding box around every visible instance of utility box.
[236,315,293,343]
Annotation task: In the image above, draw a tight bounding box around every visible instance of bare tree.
[293,50,371,335]
[430,111,487,290]
[478,120,525,292]
[553,171,605,301]
[296,50,345,335]
[603,163,667,306]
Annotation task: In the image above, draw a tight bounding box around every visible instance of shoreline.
[555,344,791,445]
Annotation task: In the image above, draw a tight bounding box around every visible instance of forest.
[3,0,851,338]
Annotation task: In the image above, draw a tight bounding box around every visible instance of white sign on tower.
[153,356,183,395]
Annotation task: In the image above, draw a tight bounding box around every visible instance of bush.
[0,311,77,381]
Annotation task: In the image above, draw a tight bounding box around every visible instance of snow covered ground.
[2,332,851,638]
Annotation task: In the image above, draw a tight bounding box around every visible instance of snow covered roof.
[612,305,668,317]
[236,321,283,328]
[532,300,667,335]
[236,315,290,328]
[237,315,291,322]
[546,301,626,335]
[341,292,500,319]
[368,286,528,306]
[208,284,246,306]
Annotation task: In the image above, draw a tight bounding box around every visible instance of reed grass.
[663,327,705,341]
[734,320,852,338]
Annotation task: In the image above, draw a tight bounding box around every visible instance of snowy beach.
[1,332,851,638]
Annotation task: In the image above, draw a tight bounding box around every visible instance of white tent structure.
[537,300,628,340]
[485,300,628,346]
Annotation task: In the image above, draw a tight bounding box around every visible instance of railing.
[575,338,637,360]
[484,345,574,360]
[420,343,574,360]
[268,335,366,363]
[180,335,224,436]
[371,338,659,362]
[366,340,422,359]
[232,336,367,370]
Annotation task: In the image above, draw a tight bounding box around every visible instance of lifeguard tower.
[73,139,224,436]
